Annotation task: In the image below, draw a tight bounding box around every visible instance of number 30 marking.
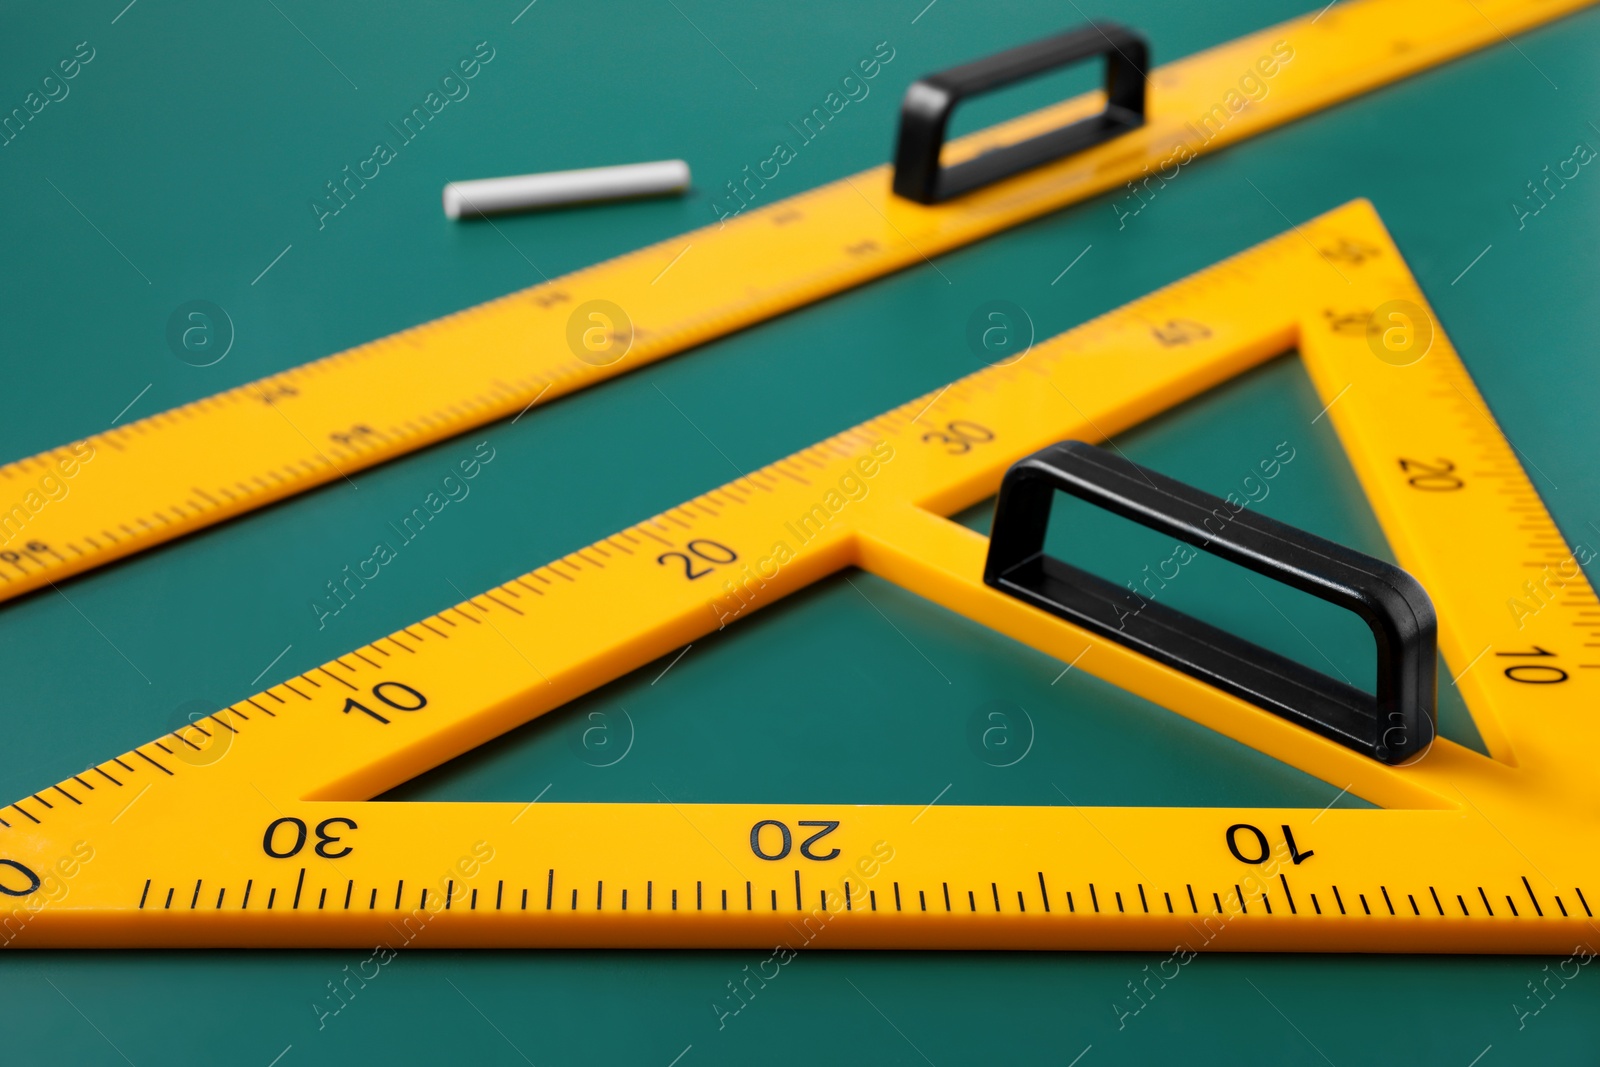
[921,420,995,455]
[262,816,358,859]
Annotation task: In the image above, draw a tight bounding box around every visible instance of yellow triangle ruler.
[4,200,1592,952]
[0,0,1590,604]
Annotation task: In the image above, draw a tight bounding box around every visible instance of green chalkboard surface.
[3,1,1599,1062]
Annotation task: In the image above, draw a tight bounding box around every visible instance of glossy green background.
[4,0,1600,1063]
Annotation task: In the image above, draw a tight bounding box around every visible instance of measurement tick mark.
[912,783,952,823]
[1310,783,1353,824]
[111,383,153,426]
[510,783,553,823]
[251,644,293,686]
[251,244,293,286]
[652,243,694,285]
[1051,244,1093,285]
[651,643,693,685]
[1451,644,1493,685]
[1310,383,1352,425]
[1451,244,1492,285]
[509,382,554,425]
[1051,645,1090,684]
[45,978,138,1066]
[846,577,950,683]
[844,977,938,1066]
[45,176,152,285]
[445,978,536,1065]
[109,783,152,824]
[48,580,151,684]
[1246,977,1337,1066]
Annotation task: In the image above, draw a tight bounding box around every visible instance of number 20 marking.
[1398,457,1463,491]
[749,819,841,861]
[657,539,738,580]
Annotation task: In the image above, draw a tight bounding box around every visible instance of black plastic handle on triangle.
[890,22,1148,205]
[983,441,1437,765]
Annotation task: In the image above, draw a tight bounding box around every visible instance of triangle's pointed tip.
[1316,197,1385,233]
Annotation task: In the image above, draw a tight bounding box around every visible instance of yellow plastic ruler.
[4,200,1594,952]
[0,0,1590,603]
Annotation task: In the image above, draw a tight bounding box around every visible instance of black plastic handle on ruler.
[983,441,1437,765]
[891,22,1148,204]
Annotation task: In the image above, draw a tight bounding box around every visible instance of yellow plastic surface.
[0,0,1591,602]
[5,200,1595,952]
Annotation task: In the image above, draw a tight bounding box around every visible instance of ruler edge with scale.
[0,0,1593,604]
[4,197,1599,953]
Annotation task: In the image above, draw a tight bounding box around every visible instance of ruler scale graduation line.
[4,200,1598,951]
[0,0,1593,602]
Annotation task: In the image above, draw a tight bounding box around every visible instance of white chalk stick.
[443,160,691,219]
